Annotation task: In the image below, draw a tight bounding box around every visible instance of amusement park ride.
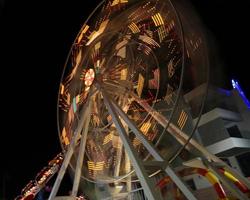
[15,0,250,199]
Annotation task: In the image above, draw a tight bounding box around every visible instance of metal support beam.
[130,92,221,162]
[124,151,132,200]
[102,88,197,200]
[48,97,92,200]
[110,93,197,200]
[48,130,79,200]
[111,98,164,161]
[100,88,163,200]
[72,100,93,196]
[165,166,197,200]
[113,138,123,177]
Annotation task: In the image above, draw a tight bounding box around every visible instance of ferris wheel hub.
[84,68,95,87]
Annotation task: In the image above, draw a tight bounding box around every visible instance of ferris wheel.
[16,0,250,200]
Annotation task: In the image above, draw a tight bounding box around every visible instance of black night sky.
[1,0,250,199]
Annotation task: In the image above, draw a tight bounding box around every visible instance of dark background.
[1,0,250,199]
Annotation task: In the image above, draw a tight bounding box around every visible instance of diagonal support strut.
[100,87,164,200]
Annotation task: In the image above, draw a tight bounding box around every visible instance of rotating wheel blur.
[57,0,208,189]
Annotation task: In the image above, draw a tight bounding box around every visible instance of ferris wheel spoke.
[49,92,94,200]
[129,91,220,162]
[102,80,129,97]
[86,86,99,99]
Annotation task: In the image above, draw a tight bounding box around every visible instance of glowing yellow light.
[103,132,113,145]
[137,74,144,97]
[177,110,188,130]
[87,161,105,171]
[128,22,140,33]
[60,84,64,95]
[111,0,119,6]
[76,94,80,104]
[111,0,128,6]
[66,93,71,106]
[95,41,101,50]
[156,13,164,26]
[62,127,70,145]
[77,25,89,43]
[151,13,164,27]
[120,68,128,80]
[68,105,74,124]
[139,35,160,47]
[96,59,100,67]
[86,20,109,45]
[140,122,151,135]
[157,26,167,43]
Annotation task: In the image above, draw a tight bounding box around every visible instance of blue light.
[231,79,236,89]
[231,79,250,109]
